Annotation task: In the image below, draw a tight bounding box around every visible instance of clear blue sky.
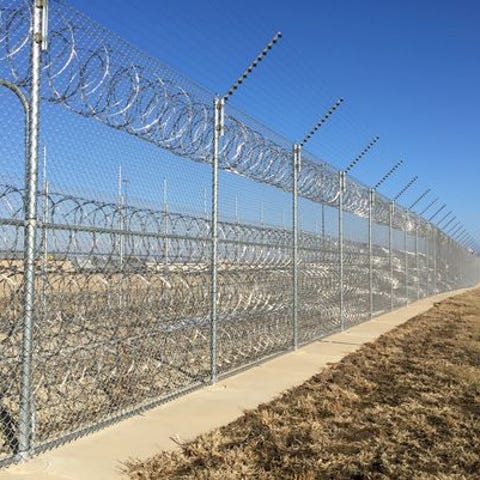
[68,0,480,245]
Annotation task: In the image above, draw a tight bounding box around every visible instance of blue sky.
[67,0,480,246]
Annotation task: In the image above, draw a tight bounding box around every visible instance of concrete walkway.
[0,288,472,480]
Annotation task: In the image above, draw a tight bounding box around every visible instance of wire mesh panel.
[0,0,479,467]
[0,183,24,466]
[435,233,445,293]
[406,230,417,302]
[391,207,407,308]
[426,228,436,296]
[0,3,31,462]
[437,235,460,292]
[33,102,214,450]
[371,218,390,315]
[343,180,371,325]
[298,197,341,344]
[216,166,293,375]
[416,224,429,299]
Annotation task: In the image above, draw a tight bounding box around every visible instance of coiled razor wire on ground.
[0,0,479,467]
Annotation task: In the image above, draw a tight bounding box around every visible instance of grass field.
[124,288,480,479]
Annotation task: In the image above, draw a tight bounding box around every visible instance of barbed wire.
[0,0,478,466]
[0,0,424,225]
[1,180,473,463]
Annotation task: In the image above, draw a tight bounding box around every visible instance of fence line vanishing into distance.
[0,0,479,466]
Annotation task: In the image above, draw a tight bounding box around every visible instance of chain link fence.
[1,0,479,467]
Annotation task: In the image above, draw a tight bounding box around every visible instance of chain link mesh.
[0,0,479,467]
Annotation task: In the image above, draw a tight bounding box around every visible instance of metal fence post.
[208,32,280,382]
[339,171,345,330]
[427,229,431,297]
[425,226,430,296]
[404,210,408,305]
[0,80,30,459]
[292,144,300,349]
[18,0,44,459]
[432,228,437,294]
[415,220,420,300]
[210,96,223,384]
[392,175,417,306]
[368,188,374,318]
[389,201,394,311]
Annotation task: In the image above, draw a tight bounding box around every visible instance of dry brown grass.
[123,288,480,479]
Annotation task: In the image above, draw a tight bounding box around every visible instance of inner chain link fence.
[0,0,479,467]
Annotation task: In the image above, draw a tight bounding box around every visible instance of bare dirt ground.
[123,288,480,479]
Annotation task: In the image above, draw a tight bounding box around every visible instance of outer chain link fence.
[1,0,479,467]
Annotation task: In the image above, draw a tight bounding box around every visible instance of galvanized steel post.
[368,188,374,318]
[292,144,300,349]
[428,227,433,295]
[294,99,343,340]
[432,227,437,294]
[392,175,418,305]
[210,96,223,384]
[0,79,30,458]
[389,201,394,310]
[424,226,429,296]
[404,210,408,305]
[209,31,281,381]
[18,0,45,459]
[339,171,345,329]
[415,219,420,299]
